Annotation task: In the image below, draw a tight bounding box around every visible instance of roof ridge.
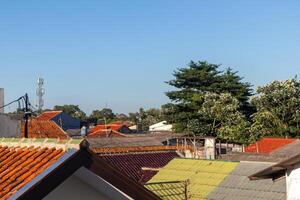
[0,138,82,151]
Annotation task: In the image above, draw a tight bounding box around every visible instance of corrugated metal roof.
[207,162,286,200]
[146,159,238,200]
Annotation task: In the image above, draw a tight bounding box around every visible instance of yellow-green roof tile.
[145,158,239,200]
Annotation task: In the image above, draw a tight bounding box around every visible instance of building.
[37,111,80,131]
[88,123,132,137]
[149,121,173,132]
[145,158,285,200]
[0,113,21,137]
[250,154,300,200]
[0,138,160,200]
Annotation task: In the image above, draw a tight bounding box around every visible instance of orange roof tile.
[21,119,69,139]
[0,145,64,199]
[36,111,62,121]
[245,137,296,153]
[88,129,126,138]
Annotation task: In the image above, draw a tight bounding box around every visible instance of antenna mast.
[36,77,45,112]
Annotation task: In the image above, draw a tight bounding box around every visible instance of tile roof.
[87,129,126,138]
[0,143,65,199]
[36,111,62,121]
[21,119,69,139]
[244,138,296,154]
[207,162,286,200]
[91,145,195,154]
[86,136,165,148]
[145,159,238,200]
[99,151,179,184]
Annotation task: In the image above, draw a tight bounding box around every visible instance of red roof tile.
[245,138,296,153]
[36,111,62,121]
[21,119,69,139]
[0,145,64,199]
[88,129,126,138]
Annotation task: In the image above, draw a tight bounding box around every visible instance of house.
[87,123,132,137]
[0,138,160,200]
[37,111,80,131]
[149,121,173,132]
[20,119,69,139]
[145,158,286,200]
[244,137,297,153]
[249,154,300,200]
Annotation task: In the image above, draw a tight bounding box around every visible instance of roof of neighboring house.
[86,136,166,148]
[21,119,69,139]
[219,139,300,163]
[99,151,179,184]
[249,153,300,181]
[0,138,160,200]
[87,129,126,138]
[145,159,239,200]
[91,145,195,154]
[245,138,296,154]
[36,111,62,121]
[207,162,285,200]
[145,159,286,200]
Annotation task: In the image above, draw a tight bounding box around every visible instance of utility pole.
[24,93,31,138]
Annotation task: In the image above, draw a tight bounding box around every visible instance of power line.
[0,96,23,110]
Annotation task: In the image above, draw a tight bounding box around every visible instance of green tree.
[250,79,300,140]
[89,108,115,124]
[53,105,86,121]
[164,60,253,137]
[198,92,250,143]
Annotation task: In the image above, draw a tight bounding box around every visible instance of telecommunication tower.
[36,78,45,112]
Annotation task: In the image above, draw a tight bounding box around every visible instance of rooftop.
[21,119,69,139]
[36,111,62,121]
[99,151,179,184]
[244,138,296,154]
[145,158,286,200]
[0,138,78,200]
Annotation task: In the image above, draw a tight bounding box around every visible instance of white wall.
[43,174,110,200]
[44,167,132,200]
[286,162,300,200]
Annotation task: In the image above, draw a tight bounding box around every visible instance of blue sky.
[0,0,299,114]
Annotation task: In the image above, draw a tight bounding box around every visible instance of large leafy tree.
[251,79,300,139]
[89,108,115,124]
[53,104,86,121]
[164,60,253,137]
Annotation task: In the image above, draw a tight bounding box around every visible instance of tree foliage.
[164,60,253,141]
[89,108,115,124]
[250,79,300,140]
[53,105,87,121]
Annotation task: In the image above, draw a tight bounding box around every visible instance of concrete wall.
[0,113,20,137]
[0,88,3,113]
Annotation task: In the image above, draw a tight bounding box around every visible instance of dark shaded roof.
[99,151,179,184]
[249,154,300,181]
[207,162,286,200]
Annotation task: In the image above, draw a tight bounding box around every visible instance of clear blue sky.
[0,0,300,114]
